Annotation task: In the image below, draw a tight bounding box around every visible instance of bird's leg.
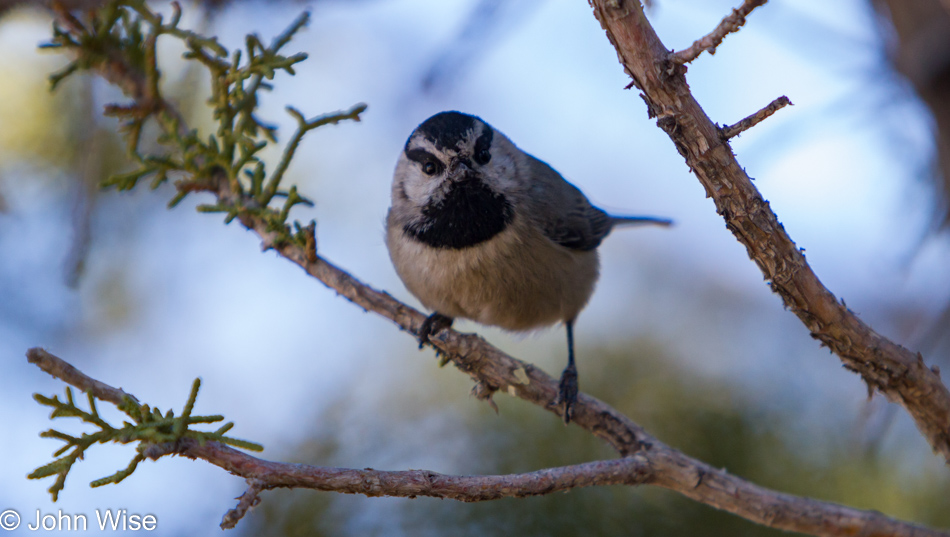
[418,312,454,349]
[556,320,579,424]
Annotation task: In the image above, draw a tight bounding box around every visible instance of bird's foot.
[418,312,454,349]
[554,364,578,424]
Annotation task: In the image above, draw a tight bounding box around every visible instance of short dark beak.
[448,157,473,177]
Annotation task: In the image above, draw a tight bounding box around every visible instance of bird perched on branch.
[386,111,671,423]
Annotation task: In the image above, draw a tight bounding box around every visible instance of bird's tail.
[609,215,673,228]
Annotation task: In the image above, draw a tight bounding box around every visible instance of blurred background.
[1,0,950,535]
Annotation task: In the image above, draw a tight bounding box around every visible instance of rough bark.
[587,0,950,464]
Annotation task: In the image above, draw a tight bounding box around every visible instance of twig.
[27,348,135,405]
[671,0,768,64]
[221,479,263,530]
[28,350,948,536]
[589,1,950,462]
[720,95,792,140]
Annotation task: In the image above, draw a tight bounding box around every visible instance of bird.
[386,111,671,423]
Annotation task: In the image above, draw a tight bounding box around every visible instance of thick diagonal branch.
[29,350,948,537]
[589,0,950,462]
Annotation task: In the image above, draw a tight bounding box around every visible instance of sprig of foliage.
[44,0,366,251]
[32,0,364,502]
[29,379,262,502]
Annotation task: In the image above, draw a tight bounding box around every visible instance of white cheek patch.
[399,137,452,207]
[403,174,444,207]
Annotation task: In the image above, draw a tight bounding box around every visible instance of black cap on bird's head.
[415,111,478,151]
[407,111,494,166]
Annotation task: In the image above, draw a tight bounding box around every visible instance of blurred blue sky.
[1,0,948,534]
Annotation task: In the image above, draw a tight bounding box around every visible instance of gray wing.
[524,155,613,252]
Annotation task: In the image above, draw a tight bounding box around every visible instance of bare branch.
[720,95,792,140]
[671,0,768,64]
[589,1,950,461]
[221,480,263,530]
[28,350,949,536]
[27,347,135,405]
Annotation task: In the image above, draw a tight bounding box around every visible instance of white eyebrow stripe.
[407,135,443,159]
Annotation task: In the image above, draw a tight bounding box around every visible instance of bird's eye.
[474,149,491,165]
[406,148,443,176]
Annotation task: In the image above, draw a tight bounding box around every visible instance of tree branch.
[28,350,948,536]
[27,347,134,405]
[720,95,792,140]
[589,0,950,462]
[670,0,767,64]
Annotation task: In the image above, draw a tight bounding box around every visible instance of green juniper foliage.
[32,0,364,501]
[30,380,262,502]
[42,0,365,250]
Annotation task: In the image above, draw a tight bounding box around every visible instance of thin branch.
[720,95,792,140]
[589,1,950,461]
[221,479,263,530]
[671,0,768,64]
[28,351,949,537]
[27,347,135,405]
[260,105,367,204]
[180,441,651,504]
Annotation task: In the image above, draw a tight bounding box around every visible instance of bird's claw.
[418,312,454,349]
[554,364,578,424]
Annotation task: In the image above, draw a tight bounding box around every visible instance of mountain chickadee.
[386,111,671,423]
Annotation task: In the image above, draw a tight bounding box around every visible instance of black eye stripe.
[406,148,445,175]
[405,148,435,164]
[473,126,493,165]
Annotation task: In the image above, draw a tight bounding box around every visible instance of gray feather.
[609,215,673,227]
[523,154,670,251]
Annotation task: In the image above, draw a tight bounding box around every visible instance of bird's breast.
[386,216,600,331]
